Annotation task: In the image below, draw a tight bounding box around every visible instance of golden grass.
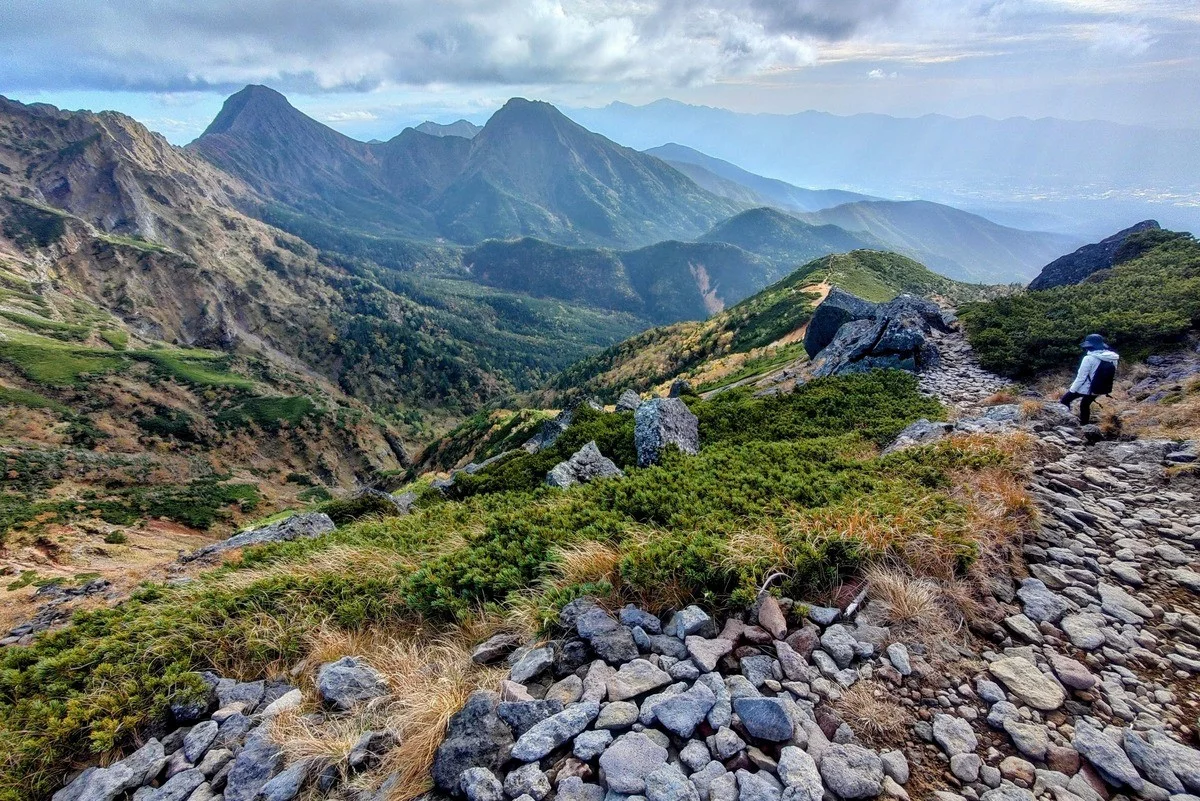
[835,681,914,746]
[722,523,794,588]
[270,625,504,801]
[550,541,622,588]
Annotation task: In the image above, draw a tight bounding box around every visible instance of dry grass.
[722,523,794,588]
[270,625,505,801]
[865,565,957,644]
[550,541,622,588]
[835,681,914,747]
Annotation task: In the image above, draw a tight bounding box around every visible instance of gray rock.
[879,751,908,785]
[511,700,600,761]
[592,627,641,664]
[818,626,857,669]
[608,660,672,701]
[621,606,663,635]
[646,765,701,801]
[547,442,625,488]
[654,682,717,738]
[711,726,747,760]
[510,646,556,684]
[222,732,285,801]
[1122,730,1185,794]
[259,688,302,720]
[617,390,642,412]
[932,714,977,757]
[777,746,823,801]
[473,633,526,665]
[146,768,205,801]
[433,691,515,794]
[668,606,718,639]
[988,657,1065,711]
[461,767,504,801]
[505,764,551,801]
[732,697,794,742]
[1147,731,1200,793]
[498,700,564,736]
[817,744,884,800]
[708,772,738,801]
[698,673,731,729]
[1098,582,1153,623]
[974,678,1006,705]
[950,754,982,783]
[547,675,585,705]
[181,512,335,562]
[316,657,387,711]
[1061,613,1107,650]
[740,655,776,688]
[680,741,713,773]
[182,721,218,764]
[803,288,878,359]
[348,730,397,772]
[885,644,912,677]
[575,730,614,761]
[258,760,310,801]
[600,732,670,794]
[810,294,950,378]
[691,762,728,801]
[195,748,232,779]
[217,681,265,715]
[1003,720,1049,761]
[596,701,640,730]
[736,769,781,801]
[883,419,954,454]
[635,399,699,467]
[1016,579,1074,623]
[773,641,811,683]
[558,777,606,801]
[1072,721,1144,791]
[170,673,219,723]
[980,789,1034,801]
[686,637,733,672]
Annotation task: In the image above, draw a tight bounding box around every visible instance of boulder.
[222,732,285,801]
[432,691,515,794]
[546,442,625,489]
[53,740,166,801]
[510,701,600,762]
[803,288,879,359]
[181,512,335,562]
[316,657,387,711]
[810,294,951,378]
[616,390,642,412]
[635,398,699,467]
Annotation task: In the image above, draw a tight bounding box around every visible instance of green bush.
[215,396,318,431]
[317,492,403,525]
[961,231,1200,377]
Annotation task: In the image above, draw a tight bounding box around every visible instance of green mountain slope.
[961,228,1200,377]
[698,207,879,267]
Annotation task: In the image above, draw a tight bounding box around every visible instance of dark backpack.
[1090,360,1116,396]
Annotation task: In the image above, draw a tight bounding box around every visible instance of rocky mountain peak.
[199,83,296,137]
[1028,219,1160,290]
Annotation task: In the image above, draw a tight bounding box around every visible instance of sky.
[2,0,1199,144]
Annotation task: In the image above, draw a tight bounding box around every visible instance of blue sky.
[3,0,1198,144]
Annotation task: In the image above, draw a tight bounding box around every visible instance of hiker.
[1060,334,1119,424]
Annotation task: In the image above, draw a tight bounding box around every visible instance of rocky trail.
[46,327,1200,801]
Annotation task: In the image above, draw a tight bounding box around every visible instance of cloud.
[0,0,896,94]
[867,68,899,79]
[322,110,379,122]
[1086,22,1155,56]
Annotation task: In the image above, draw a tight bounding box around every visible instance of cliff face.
[1027,219,1160,290]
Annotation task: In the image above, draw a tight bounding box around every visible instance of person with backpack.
[1060,333,1119,424]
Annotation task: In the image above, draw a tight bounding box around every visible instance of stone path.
[917,328,1013,412]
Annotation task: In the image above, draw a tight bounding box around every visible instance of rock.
[557,777,606,801]
[1016,579,1074,623]
[1072,721,1144,792]
[1060,613,1106,651]
[547,442,625,488]
[756,596,788,640]
[54,740,167,801]
[1122,730,1185,794]
[547,675,585,705]
[591,627,641,664]
[505,764,551,801]
[183,721,218,763]
[596,701,639,730]
[1047,653,1096,690]
[196,748,233,779]
[1003,720,1049,761]
[181,512,335,562]
[599,732,670,794]
[736,769,782,801]
[316,657,387,711]
[818,744,884,800]
[217,681,265,714]
[646,765,701,801]
[146,768,205,801]
[222,732,285,801]
[258,761,311,801]
[654,682,717,738]
[433,691,515,794]
[732,697,794,742]
[687,637,734,672]
[803,288,878,358]
[950,754,982,783]
[511,700,600,762]
[810,294,949,378]
[988,657,1065,711]
[1147,731,1200,793]
[1097,582,1153,623]
[980,788,1035,801]
[882,419,954,454]
[461,768,504,801]
[691,762,728,801]
[510,646,556,684]
[259,688,303,720]
[348,731,397,772]
[473,633,526,665]
[774,641,811,682]
[998,756,1035,785]
[818,625,857,669]
[681,741,713,773]
[777,746,824,801]
[1003,614,1044,644]
[739,655,776,688]
[879,751,908,785]
[1028,220,1161,289]
[932,713,978,757]
[709,772,738,801]
[621,606,663,635]
[885,644,912,677]
[171,673,219,723]
[635,399,700,467]
[574,730,614,761]
[607,660,672,701]
[711,726,747,760]
[498,700,564,736]
[616,390,642,412]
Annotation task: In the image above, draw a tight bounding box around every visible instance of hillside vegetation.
[961,229,1200,377]
[0,370,1036,799]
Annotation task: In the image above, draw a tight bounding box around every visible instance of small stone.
[1072,721,1144,791]
[599,732,670,794]
[777,746,824,801]
[687,637,734,673]
[680,741,712,773]
[557,777,606,801]
[608,660,672,702]
[885,644,912,676]
[510,647,556,684]
[498,700,565,736]
[183,721,219,763]
[988,657,1065,711]
[546,675,585,705]
[818,625,856,669]
[646,765,701,801]
[932,713,977,757]
[950,754,982,783]
[818,744,883,800]
[504,764,551,801]
[511,701,600,762]
[1047,653,1096,690]
[710,727,747,760]
[732,697,794,742]
[473,633,525,665]
[575,730,614,761]
[596,701,640,730]
[461,768,504,801]
[757,596,788,640]
[736,769,781,801]
[879,751,909,785]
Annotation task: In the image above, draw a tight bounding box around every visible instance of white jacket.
[1069,349,1119,394]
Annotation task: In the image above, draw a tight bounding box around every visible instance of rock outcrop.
[634,398,700,467]
[546,442,624,488]
[803,287,879,359]
[1028,220,1159,290]
[180,513,335,563]
[810,294,953,378]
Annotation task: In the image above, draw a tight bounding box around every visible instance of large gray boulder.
[181,513,335,562]
[546,442,624,489]
[53,739,166,801]
[316,657,387,711]
[810,294,952,378]
[803,288,879,359]
[616,390,642,412]
[433,691,515,794]
[635,399,699,467]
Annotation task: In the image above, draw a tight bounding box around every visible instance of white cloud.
[867,68,899,79]
[322,110,379,122]
[1087,22,1155,56]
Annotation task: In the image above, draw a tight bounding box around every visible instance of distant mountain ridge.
[1028,220,1161,290]
[191,87,740,249]
[415,120,481,139]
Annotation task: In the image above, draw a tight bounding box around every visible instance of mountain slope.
[698,207,879,267]
[801,200,1077,283]
[415,120,481,139]
[1027,220,1160,289]
[191,89,741,249]
[646,143,877,212]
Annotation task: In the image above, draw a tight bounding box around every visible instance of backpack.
[1090,360,1116,396]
